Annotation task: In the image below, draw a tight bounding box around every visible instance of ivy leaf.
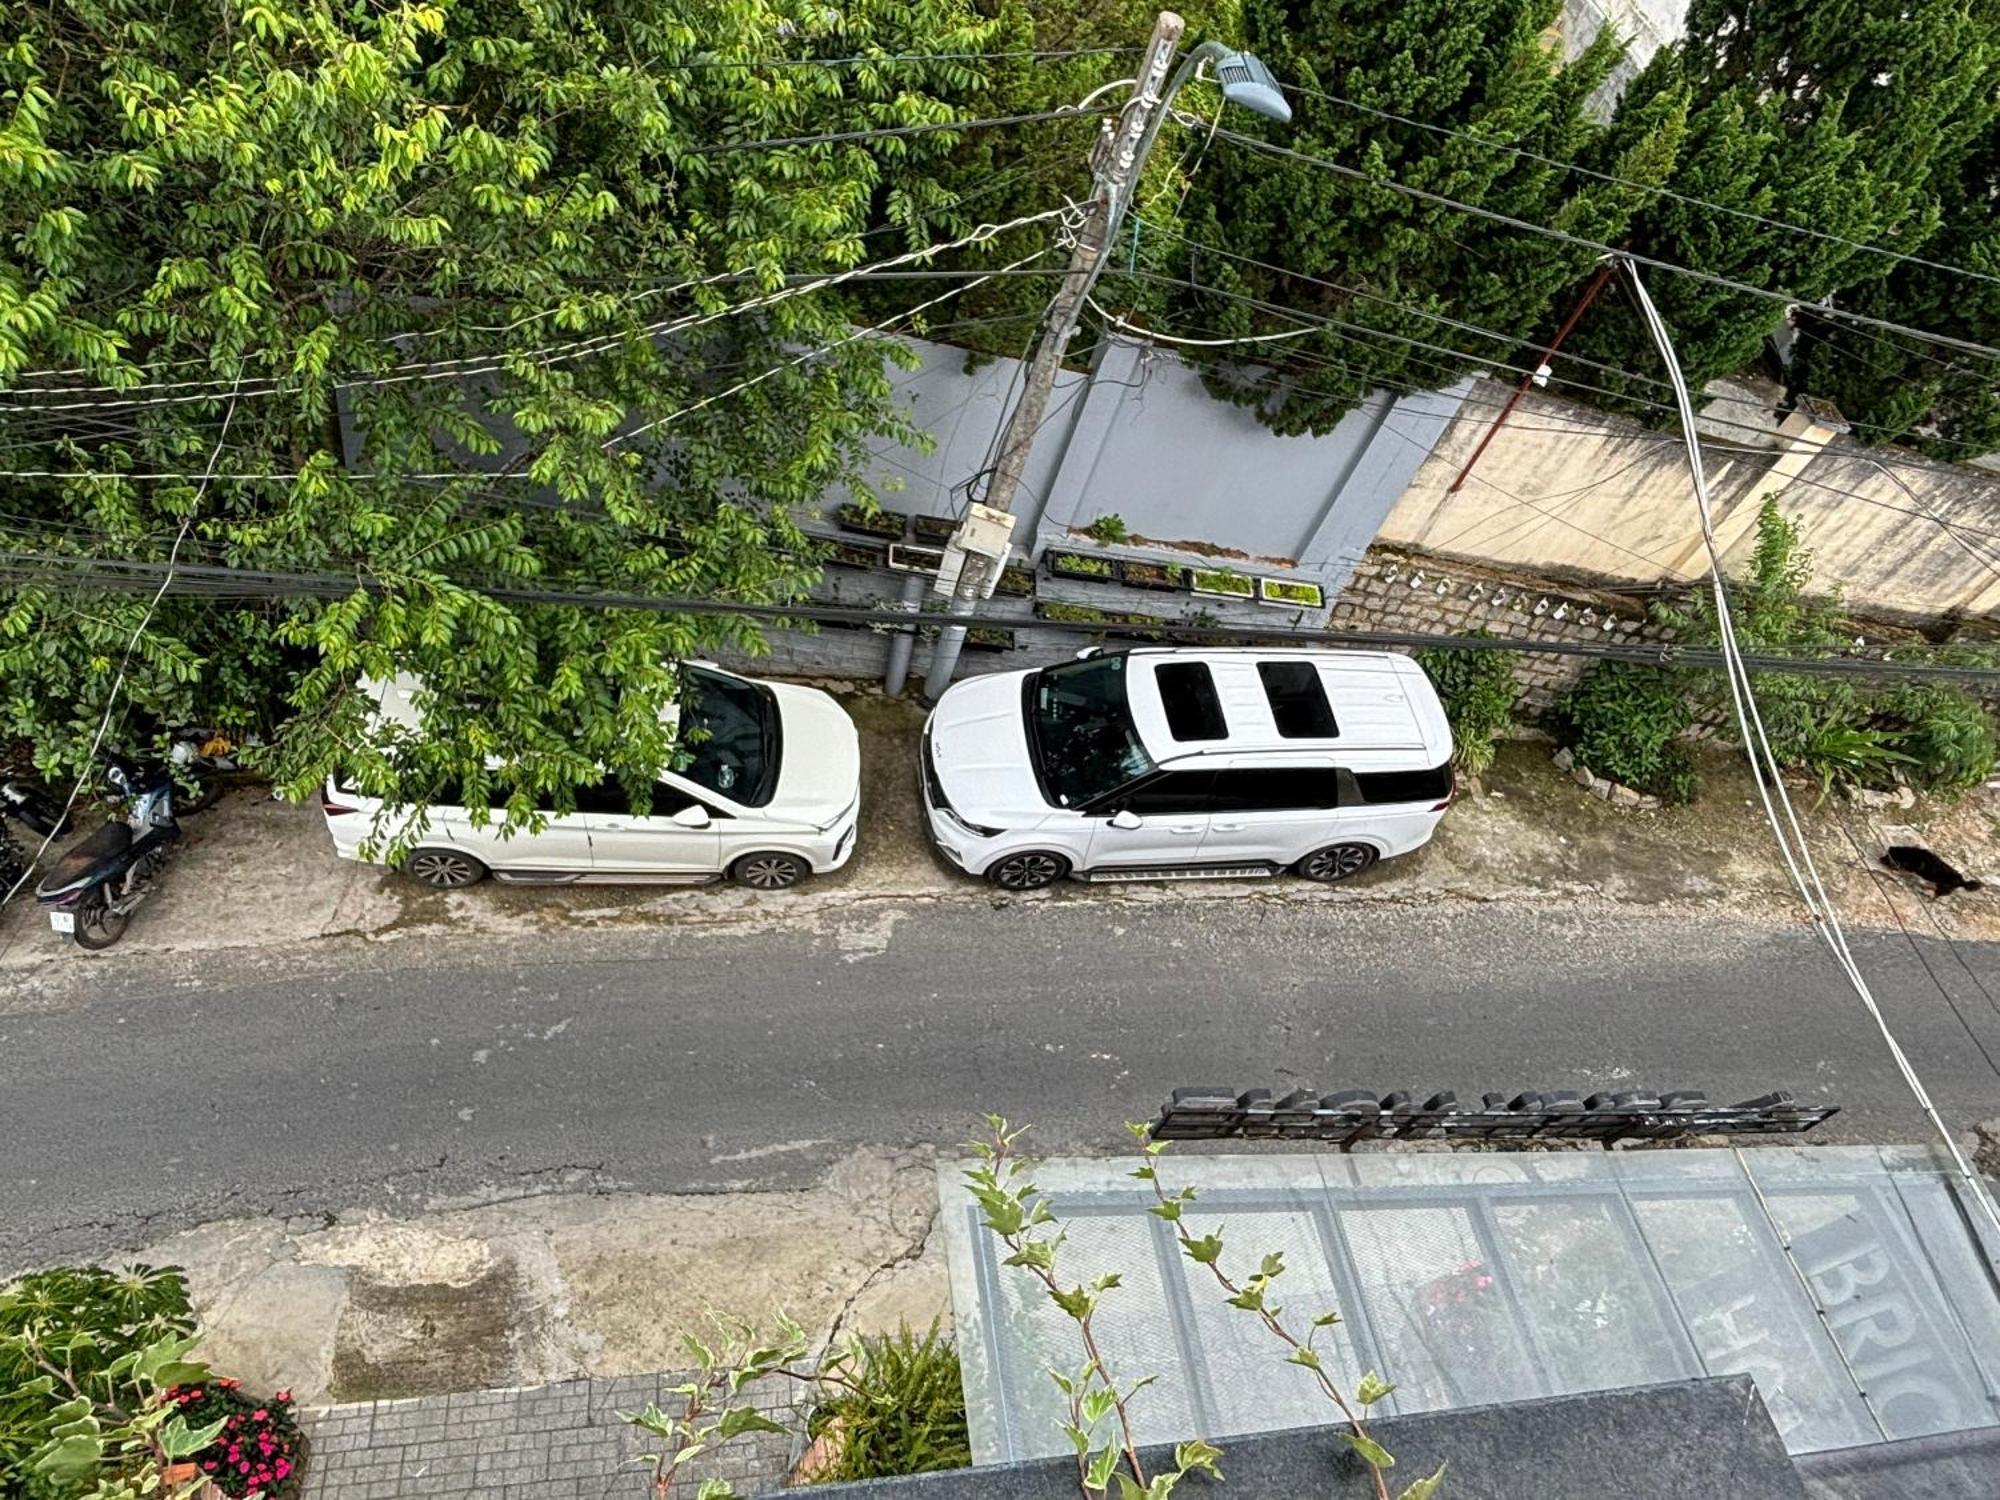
[716,1408,787,1441]
[1399,1462,1448,1499]
[1174,1437,1224,1480]
[1086,1443,1122,1491]
[1182,1233,1224,1265]
[1356,1372,1396,1406]
[1341,1431,1396,1469]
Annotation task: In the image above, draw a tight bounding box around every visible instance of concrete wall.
[832,334,1469,599]
[1381,376,2000,626]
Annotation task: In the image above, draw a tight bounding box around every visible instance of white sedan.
[322,666,860,890]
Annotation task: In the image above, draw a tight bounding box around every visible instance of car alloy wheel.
[990,851,1068,890]
[734,852,807,890]
[1297,843,1377,882]
[407,849,486,889]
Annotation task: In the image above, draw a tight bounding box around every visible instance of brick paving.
[300,1372,801,1500]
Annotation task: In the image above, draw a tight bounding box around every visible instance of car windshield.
[678,668,779,806]
[1028,656,1156,807]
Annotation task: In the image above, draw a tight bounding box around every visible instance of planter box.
[1045,549,1117,583]
[994,564,1037,598]
[1190,568,1255,600]
[911,514,958,545]
[1256,577,1326,609]
[835,503,908,540]
[1116,560,1189,592]
[966,627,1017,651]
[1035,600,1114,627]
[886,543,944,573]
[825,539,888,570]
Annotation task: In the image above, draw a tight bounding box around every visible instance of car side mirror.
[670,804,712,829]
[1108,808,1144,830]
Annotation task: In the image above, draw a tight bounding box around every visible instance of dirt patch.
[327,1259,526,1400]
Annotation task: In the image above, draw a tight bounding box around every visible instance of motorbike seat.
[38,822,134,897]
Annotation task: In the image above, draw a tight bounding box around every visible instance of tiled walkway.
[301,1372,800,1499]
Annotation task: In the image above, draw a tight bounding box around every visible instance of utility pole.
[1446,263,1613,495]
[920,12,1188,701]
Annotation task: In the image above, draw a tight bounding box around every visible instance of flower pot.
[1255,577,1326,609]
[835,503,908,540]
[967,627,1016,651]
[826,540,887,570]
[1045,549,1117,582]
[1116,560,1189,592]
[993,564,1037,598]
[1035,600,1113,627]
[911,514,957,545]
[1190,568,1255,600]
[886,543,945,573]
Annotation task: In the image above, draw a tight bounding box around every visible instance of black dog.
[1882,845,1985,898]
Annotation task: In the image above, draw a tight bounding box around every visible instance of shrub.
[1874,684,1999,793]
[165,1380,305,1499]
[808,1322,969,1482]
[1549,662,1698,803]
[1417,643,1518,776]
[1083,514,1129,545]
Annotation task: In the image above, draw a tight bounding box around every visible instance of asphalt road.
[7,897,2000,1265]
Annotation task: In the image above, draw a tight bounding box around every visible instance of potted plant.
[887,543,945,573]
[835,503,907,540]
[1116,559,1188,592]
[1111,612,1169,642]
[911,514,957,545]
[967,626,1016,651]
[1256,576,1326,609]
[1190,567,1255,600]
[163,1380,307,1500]
[1035,600,1114,626]
[826,540,887,570]
[994,563,1036,598]
[1045,550,1117,582]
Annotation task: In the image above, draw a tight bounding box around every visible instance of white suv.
[323,666,860,890]
[922,647,1454,889]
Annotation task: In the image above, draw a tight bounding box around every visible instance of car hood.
[927,670,1050,826]
[768,682,861,826]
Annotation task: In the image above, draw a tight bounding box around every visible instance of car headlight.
[941,806,1005,839]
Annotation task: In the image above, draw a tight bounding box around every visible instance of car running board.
[491,870,720,886]
[1080,863,1279,883]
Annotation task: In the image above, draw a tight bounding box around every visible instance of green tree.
[1789,109,2000,457]
[1569,0,1998,409]
[1131,0,1684,434]
[0,0,1010,833]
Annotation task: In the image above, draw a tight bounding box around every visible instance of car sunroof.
[1155,661,1229,741]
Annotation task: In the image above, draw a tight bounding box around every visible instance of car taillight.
[1431,772,1458,812]
[321,788,359,816]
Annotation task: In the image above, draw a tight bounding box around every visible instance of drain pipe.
[881,572,929,696]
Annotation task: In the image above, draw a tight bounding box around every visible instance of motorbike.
[1,776,70,838]
[35,758,180,950]
[167,725,256,813]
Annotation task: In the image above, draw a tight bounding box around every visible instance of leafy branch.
[619,1315,818,1500]
[1130,1125,1446,1500]
[965,1116,1221,1499]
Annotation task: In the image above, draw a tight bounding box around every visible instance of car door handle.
[1167,823,1204,835]
[1211,822,1246,832]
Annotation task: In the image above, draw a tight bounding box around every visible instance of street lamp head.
[1212,51,1291,124]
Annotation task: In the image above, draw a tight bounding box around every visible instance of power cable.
[1207,126,2000,365]
[652,45,1138,71]
[0,372,246,913]
[1280,77,2000,290]
[687,105,1097,156]
[10,547,2000,683]
[1621,255,2000,1242]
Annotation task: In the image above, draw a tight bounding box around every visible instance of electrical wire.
[1620,255,2000,1243]
[686,104,1097,156]
[1,371,246,913]
[1281,77,2000,290]
[8,545,2000,683]
[1208,126,2000,365]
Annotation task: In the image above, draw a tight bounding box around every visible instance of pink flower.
[253,1409,268,1421]
[275,1391,291,1403]
[275,1460,291,1479]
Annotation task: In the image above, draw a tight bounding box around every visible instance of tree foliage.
[1566,0,1999,411]
[1120,0,1686,434]
[0,0,1010,830]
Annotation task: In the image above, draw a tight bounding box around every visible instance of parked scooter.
[35,758,180,950]
[167,725,255,813]
[1,775,70,839]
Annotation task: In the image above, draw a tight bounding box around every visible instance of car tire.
[1294,842,1379,883]
[987,850,1071,891]
[405,847,489,890]
[732,851,809,890]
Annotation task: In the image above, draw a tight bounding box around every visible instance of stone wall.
[1326,546,1677,709]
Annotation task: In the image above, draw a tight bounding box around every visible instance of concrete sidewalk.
[7,682,1999,991]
